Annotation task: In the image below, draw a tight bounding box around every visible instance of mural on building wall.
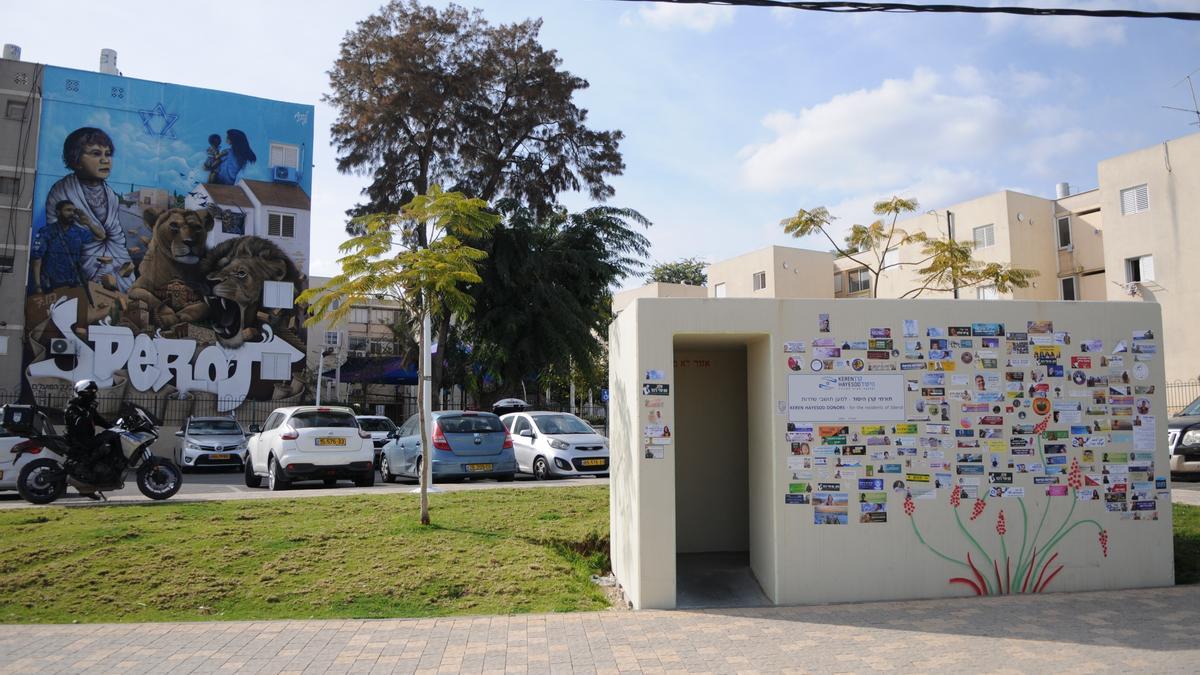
[23,67,315,414]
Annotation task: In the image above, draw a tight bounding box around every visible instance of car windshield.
[1180,396,1200,416]
[188,420,242,435]
[291,411,358,429]
[357,418,395,432]
[532,414,593,435]
[438,415,503,433]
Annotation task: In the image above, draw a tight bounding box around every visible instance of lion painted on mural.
[127,208,214,328]
[202,236,302,348]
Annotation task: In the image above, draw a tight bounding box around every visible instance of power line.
[608,0,1200,21]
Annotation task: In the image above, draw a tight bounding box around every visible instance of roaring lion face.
[205,241,292,347]
[144,208,213,265]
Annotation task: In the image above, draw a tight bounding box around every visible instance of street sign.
[600,388,609,402]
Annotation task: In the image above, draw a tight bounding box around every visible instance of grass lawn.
[0,487,611,623]
[1175,503,1200,585]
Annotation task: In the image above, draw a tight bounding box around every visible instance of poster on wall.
[788,374,906,422]
[22,66,314,414]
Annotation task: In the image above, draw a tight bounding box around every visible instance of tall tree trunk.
[418,305,431,526]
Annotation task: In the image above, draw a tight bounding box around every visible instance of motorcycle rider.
[65,380,121,483]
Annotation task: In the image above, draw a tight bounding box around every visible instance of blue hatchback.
[378,410,517,483]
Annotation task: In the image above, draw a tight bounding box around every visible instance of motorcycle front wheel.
[137,460,183,500]
[17,458,67,505]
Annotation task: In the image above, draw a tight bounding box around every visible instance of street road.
[0,468,608,509]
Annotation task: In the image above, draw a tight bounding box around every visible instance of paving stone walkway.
[2,585,1199,674]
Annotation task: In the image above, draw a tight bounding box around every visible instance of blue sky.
[7,0,1200,288]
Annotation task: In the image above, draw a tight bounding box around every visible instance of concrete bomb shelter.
[608,298,1174,610]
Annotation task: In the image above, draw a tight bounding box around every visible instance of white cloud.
[632,4,736,32]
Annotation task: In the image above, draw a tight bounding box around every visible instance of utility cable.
[607,0,1200,21]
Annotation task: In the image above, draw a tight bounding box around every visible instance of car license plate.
[316,437,346,447]
[580,458,605,467]
[465,463,493,472]
[208,453,231,460]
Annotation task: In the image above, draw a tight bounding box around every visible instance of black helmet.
[73,379,99,404]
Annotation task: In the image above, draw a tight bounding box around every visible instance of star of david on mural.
[138,103,179,138]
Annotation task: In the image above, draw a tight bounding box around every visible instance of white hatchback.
[0,431,64,492]
[244,406,374,490]
[501,411,609,479]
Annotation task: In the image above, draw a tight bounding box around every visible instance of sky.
[6,0,1200,289]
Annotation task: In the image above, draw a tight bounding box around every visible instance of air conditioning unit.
[349,350,367,358]
[271,166,300,184]
[49,338,76,356]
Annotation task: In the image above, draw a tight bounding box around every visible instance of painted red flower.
[970,498,987,521]
[903,493,915,517]
[1068,458,1082,491]
[996,509,1007,536]
[1099,529,1109,558]
[950,485,962,508]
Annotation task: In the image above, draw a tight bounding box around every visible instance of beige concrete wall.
[673,347,749,554]
[612,297,1172,609]
[1002,191,1059,301]
[612,282,706,314]
[707,246,834,299]
[1098,132,1200,382]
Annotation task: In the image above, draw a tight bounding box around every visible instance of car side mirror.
[518,429,533,438]
[249,424,261,434]
[174,430,184,437]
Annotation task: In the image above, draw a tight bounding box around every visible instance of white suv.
[244,406,374,490]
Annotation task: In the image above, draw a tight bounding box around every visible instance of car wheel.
[496,473,515,482]
[354,470,375,487]
[532,456,551,481]
[244,456,262,488]
[323,478,338,487]
[380,456,396,483]
[268,456,290,491]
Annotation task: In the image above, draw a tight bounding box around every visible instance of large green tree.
[464,199,650,405]
[781,197,1037,298]
[299,187,499,525]
[646,257,708,286]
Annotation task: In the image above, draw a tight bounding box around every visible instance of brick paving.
[2,585,1199,673]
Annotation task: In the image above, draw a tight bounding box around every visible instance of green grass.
[1175,504,1200,585]
[0,487,612,623]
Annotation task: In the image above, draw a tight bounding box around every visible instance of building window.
[1126,255,1154,283]
[350,307,370,324]
[973,224,994,249]
[1120,184,1149,215]
[268,212,295,238]
[714,282,727,298]
[1060,277,1078,301]
[752,271,766,291]
[4,100,26,120]
[976,285,998,300]
[849,268,870,294]
[0,176,18,196]
[374,308,396,325]
[1056,216,1072,249]
[269,143,300,169]
[369,339,396,356]
[262,280,294,309]
[325,331,340,346]
[833,272,843,294]
[260,353,292,381]
[348,336,368,355]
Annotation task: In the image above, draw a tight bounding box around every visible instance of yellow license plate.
[316,437,346,446]
[465,463,493,472]
[208,453,231,460]
[580,458,605,467]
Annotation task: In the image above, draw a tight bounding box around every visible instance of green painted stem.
[1040,519,1104,560]
[1032,502,1087,580]
[911,515,970,570]
[953,508,994,594]
[1000,534,1009,593]
[1013,499,1029,593]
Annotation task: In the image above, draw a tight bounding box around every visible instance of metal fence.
[1167,380,1200,416]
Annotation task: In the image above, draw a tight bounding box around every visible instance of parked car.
[0,430,64,493]
[356,415,397,466]
[244,406,374,490]
[176,416,248,472]
[1169,396,1200,478]
[500,411,609,480]
[379,410,516,483]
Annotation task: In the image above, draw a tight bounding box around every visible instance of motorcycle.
[2,403,183,504]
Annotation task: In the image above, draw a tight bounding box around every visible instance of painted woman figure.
[44,127,133,293]
[213,129,257,185]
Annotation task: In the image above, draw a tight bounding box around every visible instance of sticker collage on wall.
[783,317,1167,537]
[642,369,671,459]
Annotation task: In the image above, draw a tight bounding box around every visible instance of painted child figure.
[203,133,227,184]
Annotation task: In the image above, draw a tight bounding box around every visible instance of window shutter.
[1139,255,1155,282]
[282,214,295,238]
[1121,185,1148,215]
[268,213,281,237]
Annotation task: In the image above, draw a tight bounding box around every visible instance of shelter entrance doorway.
[673,336,771,608]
